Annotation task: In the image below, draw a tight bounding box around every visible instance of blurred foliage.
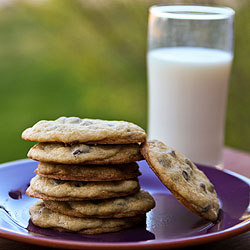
[0,0,249,162]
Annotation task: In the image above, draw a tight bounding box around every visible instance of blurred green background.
[0,0,249,163]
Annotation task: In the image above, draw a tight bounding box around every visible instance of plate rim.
[0,159,250,249]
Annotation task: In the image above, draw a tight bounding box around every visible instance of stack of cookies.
[22,117,155,234]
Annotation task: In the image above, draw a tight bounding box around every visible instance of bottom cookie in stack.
[27,162,155,234]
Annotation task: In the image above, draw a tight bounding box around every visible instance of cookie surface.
[22,117,146,144]
[35,162,141,181]
[30,200,145,234]
[26,176,140,200]
[140,140,220,222]
[28,143,142,164]
[43,190,155,218]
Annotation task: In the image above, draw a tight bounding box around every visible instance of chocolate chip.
[52,179,65,185]
[73,149,83,155]
[115,200,126,206]
[167,149,176,157]
[65,202,72,209]
[200,183,207,193]
[69,117,81,124]
[73,145,90,155]
[208,184,215,193]
[158,155,171,167]
[182,170,190,182]
[202,205,211,213]
[81,121,93,126]
[185,158,193,170]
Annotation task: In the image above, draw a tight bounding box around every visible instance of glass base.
[214,162,224,170]
[194,161,224,170]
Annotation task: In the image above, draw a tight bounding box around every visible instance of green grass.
[0,0,249,162]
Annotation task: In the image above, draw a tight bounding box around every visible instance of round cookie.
[30,200,145,234]
[43,190,155,218]
[22,117,146,144]
[28,143,143,164]
[26,176,140,201]
[140,140,220,222]
[35,162,141,181]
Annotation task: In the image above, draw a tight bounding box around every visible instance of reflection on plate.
[0,159,249,249]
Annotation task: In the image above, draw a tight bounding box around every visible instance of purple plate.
[0,159,249,249]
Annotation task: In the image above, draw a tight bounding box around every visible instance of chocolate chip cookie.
[28,143,142,164]
[30,200,145,234]
[22,117,146,144]
[35,162,141,181]
[43,190,155,218]
[140,140,220,222]
[26,176,140,200]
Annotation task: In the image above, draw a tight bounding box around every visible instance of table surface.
[0,147,250,250]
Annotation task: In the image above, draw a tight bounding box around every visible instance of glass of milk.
[147,5,234,168]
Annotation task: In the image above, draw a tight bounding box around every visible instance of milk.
[147,47,233,166]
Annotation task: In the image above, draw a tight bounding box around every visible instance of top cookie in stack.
[22,117,155,234]
[22,116,146,144]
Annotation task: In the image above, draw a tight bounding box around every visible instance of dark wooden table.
[0,147,250,250]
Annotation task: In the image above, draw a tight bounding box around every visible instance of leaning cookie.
[26,176,140,200]
[35,162,141,181]
[140,140,220,222]
[30,200,145,234]
[28,143,142,165]
[22,117,146,144]
[43,190,155,218]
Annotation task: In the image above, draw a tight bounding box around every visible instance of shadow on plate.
[27,220,155,243]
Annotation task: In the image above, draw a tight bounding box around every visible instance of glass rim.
[149,5,235,20]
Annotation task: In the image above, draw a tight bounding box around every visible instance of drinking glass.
[147,5,234,168]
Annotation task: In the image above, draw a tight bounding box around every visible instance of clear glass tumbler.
[147,5,234,168]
